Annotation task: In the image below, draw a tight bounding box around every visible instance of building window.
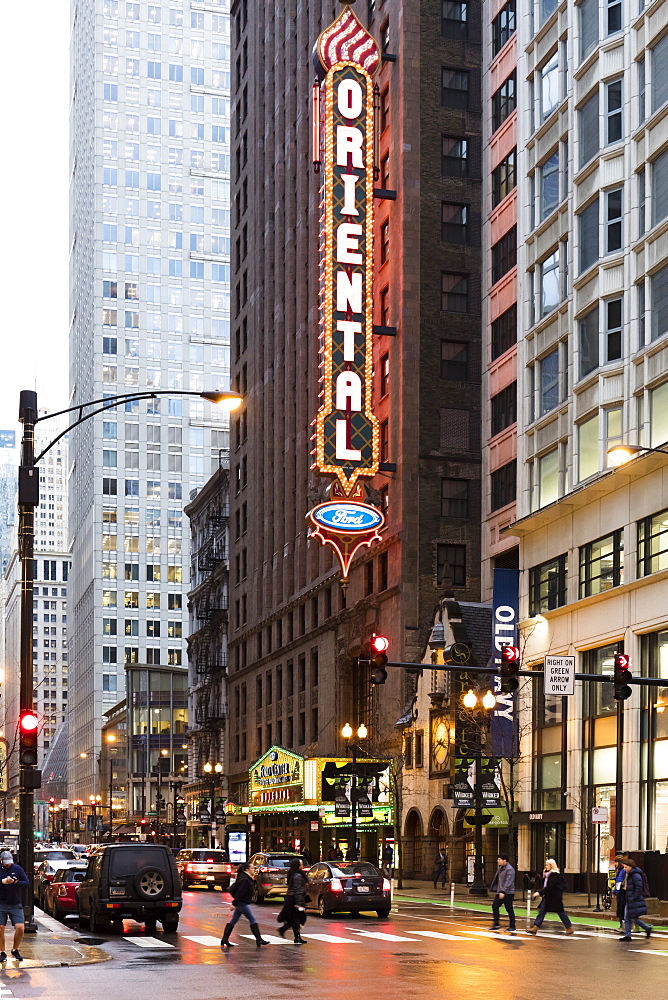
[652,34,668,115]
[540,150,559,220]
[539,349,559,415]
[579,91,600,168]
[380,86,390,131]
[652,149,668,228]
[605,79,623,144]
[491,227,516,284]
[579,304,599,378]
[442,0,468,39]
[605,298,623,361]
[606,188,623,252]
[380,219,390,264]
[585,644,619,716]
[578,413,600,481]
[441,478,469,518]
[491,149,516,207]
[529,554,568,612]
[405,735,413,769]
[491,460,517,511]
[579,530,624,598]
[492,72,516,132]
[442,67,469,110]
[436,544,466,587]
[379,353,390,398]
[539,248,560,317]
[441,203,468,244]
[492,0,515,56]
[540,52,560,121]
[441,273,469,313]
[606,0,622,34]
[491,382,517,436]
[538,447,559,507]
[579,198,600,273]
[442,135,468,177]
[580,0,599,62]
[380,420,389,463]
[652,264,668,342]
[440,340,468,380]
[491,304,517,360]
[638,507,668,578]
[415,731,424,768]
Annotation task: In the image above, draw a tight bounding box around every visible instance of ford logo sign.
[311,501,384,533]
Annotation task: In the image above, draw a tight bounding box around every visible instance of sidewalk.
[393,880,668,931]
[2,909,112,968]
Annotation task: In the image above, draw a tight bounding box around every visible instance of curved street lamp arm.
[33,394,160,465]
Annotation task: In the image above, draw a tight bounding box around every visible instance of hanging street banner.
[490,568,520,758]
[307,4,385,585]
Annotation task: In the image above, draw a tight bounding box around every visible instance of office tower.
[482,0,668,881]
[69,0,231,800]
[0,430,18,577]
[226,0,483,845]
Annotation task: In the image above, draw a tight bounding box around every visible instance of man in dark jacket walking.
[0,851,29,962]
[619,859,652,941]
[489,854,516,933]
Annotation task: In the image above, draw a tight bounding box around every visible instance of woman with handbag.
[277,858,308,945]
[220,862,270,948]
[527,859,574,935]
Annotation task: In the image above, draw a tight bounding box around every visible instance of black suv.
[77,844,182,933]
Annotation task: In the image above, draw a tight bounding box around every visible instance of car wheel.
[90,905,109,934]
[162,916,179,933]
[318,895,330,918]
[376,908,391,919]
[252,880,264,903]
[134,866,168,901]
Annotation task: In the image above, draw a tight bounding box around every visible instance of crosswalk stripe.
[125,936,175,949]
[631,949,668,956]
[239,934,292,945]
[412,930,475,941]
[303,933,361,944]
[347,929,421,942]
[183,936,222,946]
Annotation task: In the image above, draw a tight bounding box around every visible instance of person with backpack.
[619,859,652,941]
[220,862,270,948]
[277,858,308,945]
[527,859,574,935]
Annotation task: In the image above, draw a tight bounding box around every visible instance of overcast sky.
[0,1,70,442]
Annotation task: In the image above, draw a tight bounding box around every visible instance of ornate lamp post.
[341,723,367,862]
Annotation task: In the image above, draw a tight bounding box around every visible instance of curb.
[14,909,113,967]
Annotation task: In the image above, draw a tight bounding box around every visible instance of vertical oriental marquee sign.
[308,2,385,585]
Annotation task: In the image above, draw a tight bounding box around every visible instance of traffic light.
[613,653,633,701]
[19,710,39,766]
[500,644,520,694]
[358,634,390,684]
[156,796,166,811]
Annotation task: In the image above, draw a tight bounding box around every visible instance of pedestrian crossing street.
[112,923,668,951]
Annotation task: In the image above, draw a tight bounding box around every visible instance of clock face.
[431,719,449,772]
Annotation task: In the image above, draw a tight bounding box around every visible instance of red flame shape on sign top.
[317,7,380,75]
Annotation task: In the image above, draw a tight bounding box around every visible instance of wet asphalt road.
[2,889,668,1000]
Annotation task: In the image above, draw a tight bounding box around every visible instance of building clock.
[430,715,450,776]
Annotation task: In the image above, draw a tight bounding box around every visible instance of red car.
[43,866,88,921]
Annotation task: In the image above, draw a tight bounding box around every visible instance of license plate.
[357,886,370,893]
[207,876,215,881]
[110,887,125,896]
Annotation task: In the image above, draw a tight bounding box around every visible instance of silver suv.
[175,849,235,890]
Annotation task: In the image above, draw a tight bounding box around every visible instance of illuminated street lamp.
[341,724,368,862]
[201,762,223,848]
[460,686,497,896]
[607,442,668,467]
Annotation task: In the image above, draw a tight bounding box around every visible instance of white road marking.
[239,934,292,945]
[347,929,421,942]
[631,949,668,956]
[125,936,175,949]
[303,933,362,944]
[412,930,476,941]
[183,935,222,946]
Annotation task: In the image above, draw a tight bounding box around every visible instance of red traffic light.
[370,635,389,654]
[19,711,39,734]
[140,818,147,825]
[501,645,520,663]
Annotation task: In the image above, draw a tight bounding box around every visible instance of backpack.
[641,870,651,898]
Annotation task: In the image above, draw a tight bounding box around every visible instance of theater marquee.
[308,2,385,585]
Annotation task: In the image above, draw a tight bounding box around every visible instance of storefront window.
[594,785,615,872]
[655,781,668,853]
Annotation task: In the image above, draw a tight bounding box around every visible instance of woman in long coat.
[277,858,308,945]
[527,859,574,935]
[619,860,652,941]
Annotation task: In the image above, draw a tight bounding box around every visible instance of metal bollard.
[450,881,455,908]
[526,889,532,920]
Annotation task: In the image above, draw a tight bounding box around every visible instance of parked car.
[247,852,307,903]
[34,858,83,907]
[43,866,88,921]
[305,861,391,918]
[33,848,77,874]
[77,843,182,933]
[175,849,235,890]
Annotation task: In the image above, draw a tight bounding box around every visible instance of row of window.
[530,505,668,610]
[102,562,183,584]
[103,1,227,27]
[103,619,182,637]
[102,648,182,668]
[102,591,182,610]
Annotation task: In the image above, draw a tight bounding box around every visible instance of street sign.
[592,806,609,824]
[544,655,575,696]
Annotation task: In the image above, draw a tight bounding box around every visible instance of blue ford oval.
[312,502,383,533]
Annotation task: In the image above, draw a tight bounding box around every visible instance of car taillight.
[383,878,391,892]
[330,878,343,893]
[260,866,269,872]
[205,858,214,863]
[186,864,194,872]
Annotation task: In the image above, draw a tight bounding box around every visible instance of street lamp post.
[341,724,367,862]
[202,762,223,848]
[461,687,497,896]
[89,795,102,844]
[16,386,242,928]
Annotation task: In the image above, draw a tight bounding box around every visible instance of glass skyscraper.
[69,0,230,800]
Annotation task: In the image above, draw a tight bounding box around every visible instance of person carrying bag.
[220,862,269,948]
[527,859,574,935]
